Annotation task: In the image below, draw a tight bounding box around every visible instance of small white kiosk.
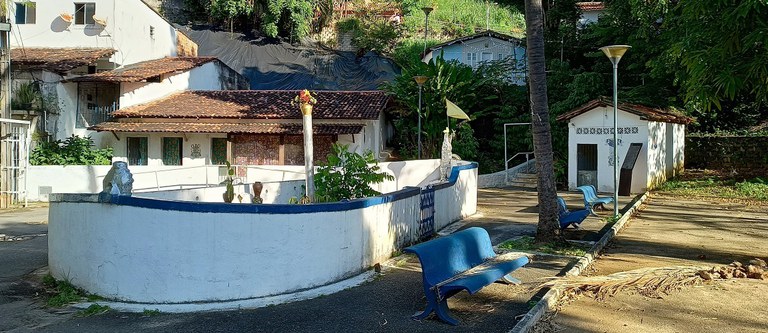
[557,98,692,194]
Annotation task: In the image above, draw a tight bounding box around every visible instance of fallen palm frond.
[541,266,710,301]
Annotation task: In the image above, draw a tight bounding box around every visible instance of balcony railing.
[77,103,117,128]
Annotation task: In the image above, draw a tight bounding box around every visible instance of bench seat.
[405,227,529,325]
[577,185,614,215]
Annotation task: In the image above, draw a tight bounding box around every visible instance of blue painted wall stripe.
[110,162,478,214]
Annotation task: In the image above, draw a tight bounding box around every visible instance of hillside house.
[576,2,605,27]
[422,30,526,85]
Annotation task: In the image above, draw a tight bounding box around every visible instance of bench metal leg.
[497,274,522,285]
[413,293,459,325]
[435,299,459,326]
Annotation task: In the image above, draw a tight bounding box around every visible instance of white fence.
[47,162,478,304]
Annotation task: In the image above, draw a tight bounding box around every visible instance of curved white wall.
[48,163,478,304]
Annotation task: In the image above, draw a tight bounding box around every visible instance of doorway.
[577,144,597,187]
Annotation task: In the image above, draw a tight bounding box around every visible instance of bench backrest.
[404,227,496,286]
[577,185,598,203]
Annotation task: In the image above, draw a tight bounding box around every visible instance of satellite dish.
[93,16,107,26]
[60,13,73,23]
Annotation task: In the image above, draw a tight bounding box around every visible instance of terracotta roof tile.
[11,48,116,73]
[556,97,693,124]
[576,2,605,11]
[89,122,364,135]
[68,57,217,82]
[111,90,388,120]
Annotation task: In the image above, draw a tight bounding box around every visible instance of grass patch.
[142,309,162,317]
[498,236,589,257]
[43,274,104,308]
[76,304,110,317]
[659,175,768,201]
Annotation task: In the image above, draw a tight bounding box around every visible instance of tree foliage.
[314,144,394,202]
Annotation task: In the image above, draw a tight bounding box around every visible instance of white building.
[422,30,526,85]
[557,98,692,194]
[90,90,389,167]
[7,0,245,146]
[576,2,605,28]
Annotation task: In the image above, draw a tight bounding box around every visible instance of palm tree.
[524,0,565,244]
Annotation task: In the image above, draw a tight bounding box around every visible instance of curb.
[508,191,651,333]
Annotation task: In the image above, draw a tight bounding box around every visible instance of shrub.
[30,135,112,165]
[314,143,394,202]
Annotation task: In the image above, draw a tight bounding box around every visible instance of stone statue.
[440,128,454,181]
[102,161,134,196]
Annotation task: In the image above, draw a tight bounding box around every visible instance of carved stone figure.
[102,161,134,196]
[440,128,454,181]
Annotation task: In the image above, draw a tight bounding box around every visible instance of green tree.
[314,144,394,202]
[210,0,253,33]
[662,0,768,110]
[525,0,564,244]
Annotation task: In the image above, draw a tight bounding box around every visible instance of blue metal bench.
[404,227,529,325]
[576,185,614,215]
[557,197,590,229]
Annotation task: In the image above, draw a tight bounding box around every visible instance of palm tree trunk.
[525,0,564,244]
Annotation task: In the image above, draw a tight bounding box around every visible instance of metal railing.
[503,122,533,184]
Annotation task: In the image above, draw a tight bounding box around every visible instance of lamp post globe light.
[413,75,429,159]
[599,45,631,218]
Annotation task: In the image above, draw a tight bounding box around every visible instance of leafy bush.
[314,144,394,202]
[30,135,112,166]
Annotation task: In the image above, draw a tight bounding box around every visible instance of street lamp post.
[414,75,429,159]
[599,45,631,218]
[422,7,433,55]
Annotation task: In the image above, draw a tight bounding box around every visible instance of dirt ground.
[540,193,768,333]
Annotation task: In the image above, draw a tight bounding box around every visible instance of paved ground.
[0,189,610,333]
[542,193,768,333]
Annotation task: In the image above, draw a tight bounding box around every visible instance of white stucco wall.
[119,62,222,109]
[10,0,178,66]
[578,10,602,27]
[567,106,650,194]
[47,163,478,304]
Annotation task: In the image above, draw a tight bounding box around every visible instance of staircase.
[507,171,538,189]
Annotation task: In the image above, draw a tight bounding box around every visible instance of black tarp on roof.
[181,28,400,91]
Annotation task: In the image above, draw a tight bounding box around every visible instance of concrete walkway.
[1,189,617,333]
[544,193,768,333]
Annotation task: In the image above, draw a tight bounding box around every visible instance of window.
[74,3,95,25]
[210,138,228,165]
[162,137,183,166]
[14,2,36,24]
[127,137,148,166]
[466,52,477,66]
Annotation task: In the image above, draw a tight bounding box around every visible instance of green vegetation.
[142,309,162,317]
[314,144,394,202]
[76,304,111,317]
[44,275,84,307]
[659,176,768,201]
[498,236,589,257]
[30,136,112,166]
[400,0,525,39]
[12,81,41,110]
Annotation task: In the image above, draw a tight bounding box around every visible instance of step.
[516,172,538,179]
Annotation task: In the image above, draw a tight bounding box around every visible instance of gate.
[418,185,435,241]
[0,118,31,208]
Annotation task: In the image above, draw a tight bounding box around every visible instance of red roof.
[90,122,364,135]
[576,2,605,11]
[68,57,217,82]
[111,90,389,120]
[556,98,693,124]
[11,48,116,73]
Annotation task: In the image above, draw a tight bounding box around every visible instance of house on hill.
[557,98,693,194]
[90,90,389,166]
[576,2,606,27]
[422,30,526,85]
[8,0,244,147]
